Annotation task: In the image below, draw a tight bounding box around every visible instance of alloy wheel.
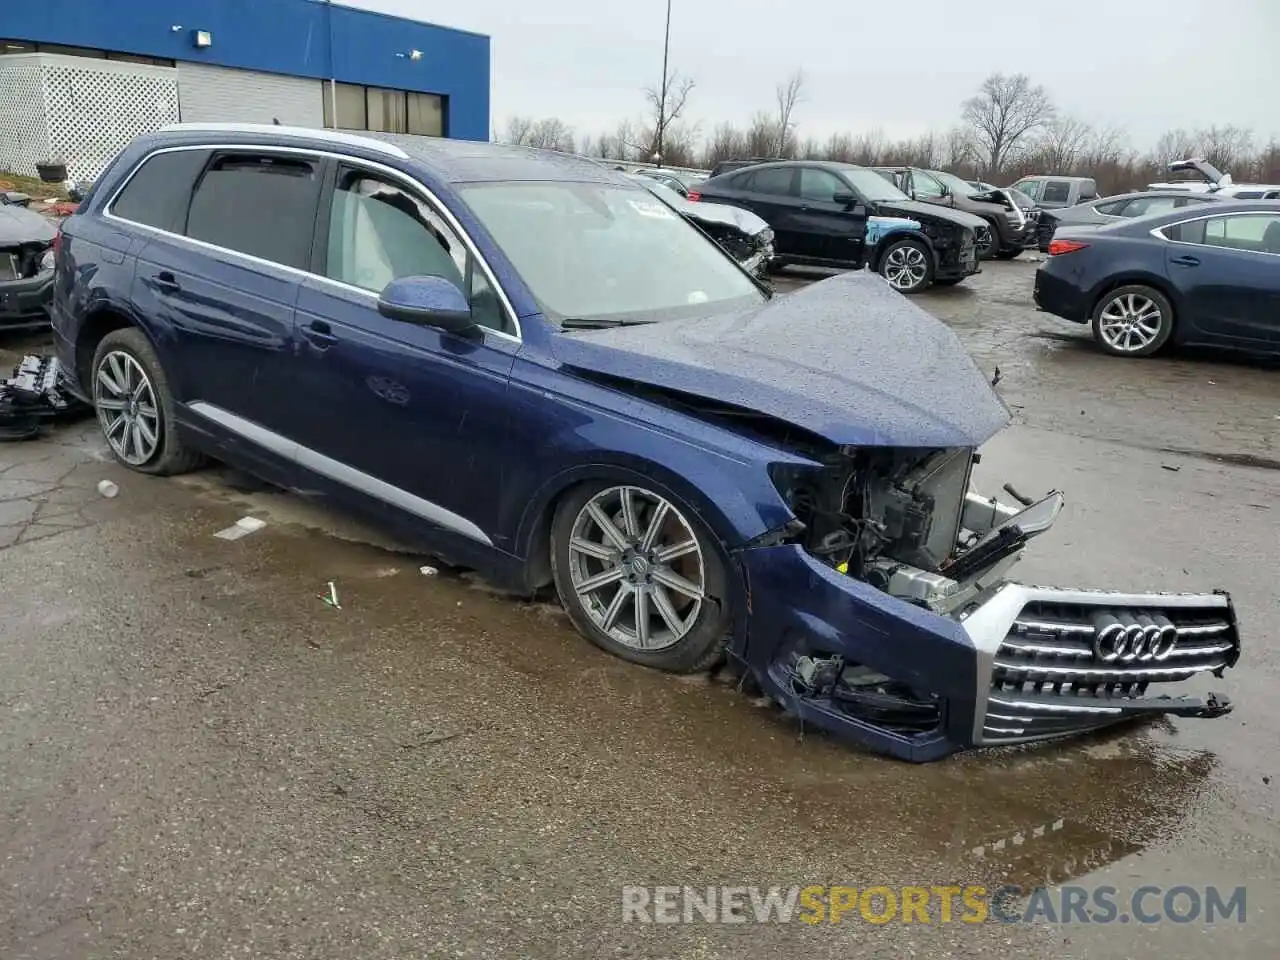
[1097,294,1163,353]
[882,244,929,291]
[566,486,705,652]
[94,350,161,465]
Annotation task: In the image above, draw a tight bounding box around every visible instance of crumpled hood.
[0,202,56,245]
[552,270,1010,448]
[679,198,768,236]
[875,198,988,232]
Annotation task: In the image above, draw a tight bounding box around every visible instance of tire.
[879,238,934,294]
[1090,285,1175,358]
[550,482,730,673]
[933,278,964,287]
[994,248,1022,261]
[91,327,204,474]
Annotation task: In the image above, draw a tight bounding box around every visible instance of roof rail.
[157,123,410,159]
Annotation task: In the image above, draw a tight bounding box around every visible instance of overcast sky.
[345,0,1278,149]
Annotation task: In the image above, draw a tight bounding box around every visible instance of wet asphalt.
[1,259,1276,958]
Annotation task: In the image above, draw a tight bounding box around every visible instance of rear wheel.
[91,328,203,474]
[1090,285,1175,357]
[550,483,729,673]
[879,238,934,294]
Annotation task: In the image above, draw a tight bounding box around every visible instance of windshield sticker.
[628,199,677,220]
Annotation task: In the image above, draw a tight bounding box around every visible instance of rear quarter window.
[109,148,211,232]
[1042,181,1072,204]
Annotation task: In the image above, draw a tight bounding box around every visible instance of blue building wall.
[1,0,491,140]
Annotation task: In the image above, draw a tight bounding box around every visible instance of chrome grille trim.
[992,659,1226,681]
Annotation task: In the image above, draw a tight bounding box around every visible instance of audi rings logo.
[1090,612,1179,663]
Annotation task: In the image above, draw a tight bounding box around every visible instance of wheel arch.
[1089,271,1182,327]
[514,456,785,593]
[75,301,150,395]
[870,231,935,273]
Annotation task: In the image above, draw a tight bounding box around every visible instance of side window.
[109,149,210,232]
[911,171,945,199]
[324,169,510,332]
[744,166,794,197]
[1041,181,1072,204]
[1122,195,1180,218]
[798,168,847,202]
[1164,219,1206,245]
[1014,179,1041,200]
[1203,214,1280,253]
[185,153,321,270]
[1093,199,1126,216]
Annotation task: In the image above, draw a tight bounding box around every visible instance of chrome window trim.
[1148,208,1280,257]
[158,122,411,159]
[102,142,523,343]
[188,401,493,546]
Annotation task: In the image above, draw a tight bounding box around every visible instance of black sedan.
[1034,200,1280,357]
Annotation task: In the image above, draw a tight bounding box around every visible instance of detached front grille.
[978,594,1239,743]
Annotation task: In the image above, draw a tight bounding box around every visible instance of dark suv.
[874,167,1033,260]
[694,160,987,293]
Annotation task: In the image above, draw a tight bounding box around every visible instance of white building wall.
[0,54,178,182]
[0,57,55,179]
[177,62,323,127]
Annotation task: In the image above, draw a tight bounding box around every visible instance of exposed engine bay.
[772,446,1063,615]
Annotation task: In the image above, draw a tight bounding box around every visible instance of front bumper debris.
[0,270,53,330]
[729,545,1241,762]
[0,354,90,440]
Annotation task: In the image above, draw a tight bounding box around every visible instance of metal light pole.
[655,0,671,168]
[327,0,338,128]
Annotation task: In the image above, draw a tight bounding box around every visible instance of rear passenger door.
[128,148,323,437]
[729,167,801,254]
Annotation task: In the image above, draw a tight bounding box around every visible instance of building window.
[0,39,172,65]
[323,81,445,137]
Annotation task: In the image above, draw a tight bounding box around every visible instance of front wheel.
[879,238,934,294]
[550,483,729,673]
[994,248,1023,261]
[1091,285,1175,357]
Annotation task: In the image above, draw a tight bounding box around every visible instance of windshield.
[931,170,980,198]
[459,181,765,325]
[836,166,910,202]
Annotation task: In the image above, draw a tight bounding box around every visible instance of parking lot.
[1,259,1276,958]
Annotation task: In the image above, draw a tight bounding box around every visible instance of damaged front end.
[734,445,1240,761]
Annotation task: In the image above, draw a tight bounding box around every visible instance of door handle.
[301,320,339,348]
[152,271,181,294]
[1170,254,1201,267]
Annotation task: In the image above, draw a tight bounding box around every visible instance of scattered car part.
[0,354,90,440]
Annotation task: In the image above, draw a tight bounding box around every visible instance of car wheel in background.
[1090,285,1175,358]
[91,328,204,474]
[994,248,1023,260]
[550,482,730,673]
[879,238,934,294]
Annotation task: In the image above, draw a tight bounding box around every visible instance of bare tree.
[499,115,535,146]
[644,72,695,162]
[941,126,978,171]
[1149,128,1198,167]
[744,111,780,158]
[962,73,1055,174]
[1040,116,1092,171]
[774,70,805,157]
[1199,125,1254,177]
[823,131,855,163]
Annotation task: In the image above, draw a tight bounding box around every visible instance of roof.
[152,123,622,185]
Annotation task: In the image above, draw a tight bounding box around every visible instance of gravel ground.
[1,260,1276,958]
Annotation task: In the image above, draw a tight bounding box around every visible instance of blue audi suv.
[50,124,1241,760]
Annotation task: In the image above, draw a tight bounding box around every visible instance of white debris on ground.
[213,516,267,541]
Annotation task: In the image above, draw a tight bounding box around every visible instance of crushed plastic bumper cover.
[727,544,1241,762]
[0,354,91,440]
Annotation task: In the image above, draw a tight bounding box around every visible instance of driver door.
[288,163,520,549]
[795,166,868,265]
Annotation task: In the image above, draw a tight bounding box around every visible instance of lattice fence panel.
[41,59,180,182]
[0,61,52,178]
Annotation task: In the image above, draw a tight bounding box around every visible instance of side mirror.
[832,192,858,208]
[377,275,474,333]
[938,184,950,198]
